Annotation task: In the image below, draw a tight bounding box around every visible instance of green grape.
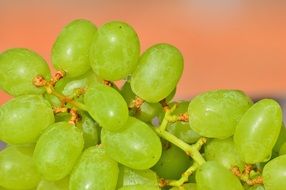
[170,183,197,190]
[37,177,69,190]
[33,122,84,181]
[204,138,245,171]
[0,48,51,96]
[52,19,97,78]
[188,90,253,139]
[120,81,162,122]
[84,84,129,131]
[263,155,286,190]
[272,123,286,154]
[117,165,159,188]
[43,93,62,108]
[152,143,192,180]
[89,21,140,81]
[69,146,119,190]
[118,185,160,190]
[166,101,201,144]
[234,99,282,163]
[0,145,41,190]
[196,161,243,190]
[101,117,162,170]
[76,113,100,148]
[279,142,286,155]
[131,44,183,103]
[0,95,54,144]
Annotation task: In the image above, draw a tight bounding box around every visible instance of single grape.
[188,90,253,139]
[69,146,119,190]
[37,176,69,190]
[196,161,243,190]
[33,122,84,181]
[131,44,183,103]
[84,84,129,131]
[117,165,158,188]
[118,184,160,190]
[89,21,140,81]
[234,99,282,163]
[0,95,54,144]
[76,113,100,148]
[52,19,97,78]
[101,117,162,170]
[166,101,201,144]
[263,155,286,190]
[0,48,51,96]
[0,145,41,190]
[170,183,197,190]
[152,143,192,180]
[204,137,245,171]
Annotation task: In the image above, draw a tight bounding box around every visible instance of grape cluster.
[0,19,285,190]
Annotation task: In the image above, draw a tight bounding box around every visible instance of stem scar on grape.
[231,165,264,186]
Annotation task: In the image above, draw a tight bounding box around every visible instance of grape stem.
[33,75,88,111]
[154,104,207,187]
[231,165,264,185]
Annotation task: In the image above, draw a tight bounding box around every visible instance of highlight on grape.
[0,19,285,190]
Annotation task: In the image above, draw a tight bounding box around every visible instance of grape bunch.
[0,19,285,190]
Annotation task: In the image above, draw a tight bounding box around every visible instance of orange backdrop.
[1,0,286,104]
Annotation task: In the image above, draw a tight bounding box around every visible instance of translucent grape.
[52,19,97,78]
[89,21,140,81]
[234,99,282,163]
[33,122,84,181]
[84,84,129,131]
[204,138,245,170]
[131,44,183,103]
[101,117,162,170]
[188,90,253,139]
[196,161,243,190]
[37,177,69,190]
[0,48,51,96]
[70,146,119,190]
[263,155,286,190]
[0,145,41,190]
[118,184,160,190]
[247,185,265,190]
[166,101,201,144]
[116,165,159,188]
[0,95,54,144]
[152,143,192,180]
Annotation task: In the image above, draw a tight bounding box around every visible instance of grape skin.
[234,99,282,164]
[0,145,41,190]
[101,117,162,170]
[89,21,140,81]
[0,95,54,144]
[52,19,97,78]
[131,44,183,103]
[33,122,84,181]
[69,146,119,190]
[0,48,51,96]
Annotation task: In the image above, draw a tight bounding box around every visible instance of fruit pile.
[0,19,285,190]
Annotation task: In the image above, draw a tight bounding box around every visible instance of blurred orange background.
[1,0,286,104]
